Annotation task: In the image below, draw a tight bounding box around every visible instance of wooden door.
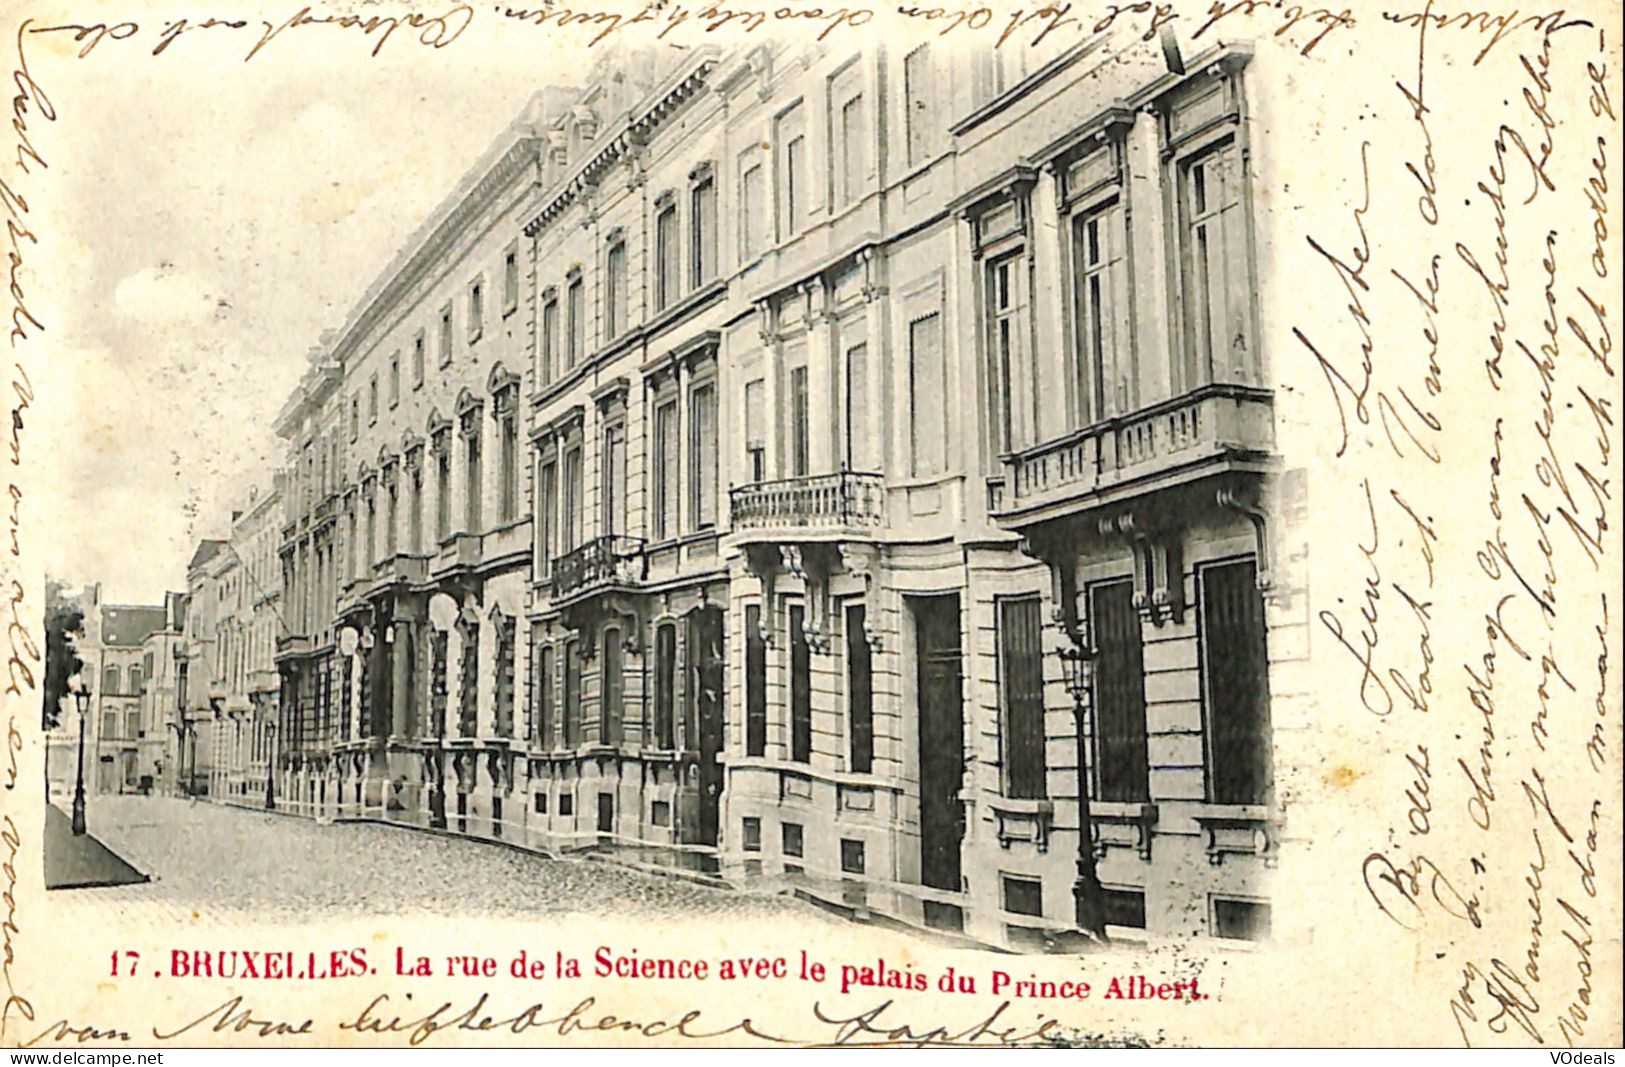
[913,595,964,893]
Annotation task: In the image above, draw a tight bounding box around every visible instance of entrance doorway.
[912,594,964,895]
[687,605,725,847]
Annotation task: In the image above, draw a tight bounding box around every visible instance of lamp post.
[71,680,92,835]
[265,717,278,811]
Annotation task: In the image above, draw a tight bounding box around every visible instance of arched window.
[129,665,144,694]
[103,664,119,696]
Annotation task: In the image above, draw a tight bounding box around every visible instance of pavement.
[43,802,150,889]
[68,795,845,925]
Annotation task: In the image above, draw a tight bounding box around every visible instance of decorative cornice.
[524,54,718,239]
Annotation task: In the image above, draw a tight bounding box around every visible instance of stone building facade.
[200,482,285,806]
[220,34,1301,950]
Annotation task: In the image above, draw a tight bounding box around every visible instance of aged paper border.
[2,0,1622,1048]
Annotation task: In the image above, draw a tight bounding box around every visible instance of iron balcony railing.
[729,469,884,532]
[551,535,647,600]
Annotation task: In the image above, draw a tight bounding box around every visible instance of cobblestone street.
[60,796,840,925]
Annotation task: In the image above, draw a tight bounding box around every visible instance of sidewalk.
[43,802,149,889]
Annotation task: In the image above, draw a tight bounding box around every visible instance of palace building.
[229,33,1303,949]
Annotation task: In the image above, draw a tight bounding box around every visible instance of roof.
[100,605,168,648]
[187,539,227,572]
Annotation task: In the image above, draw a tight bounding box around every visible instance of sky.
[28,7,587,605]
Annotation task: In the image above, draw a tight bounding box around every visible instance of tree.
[43,580,85,732]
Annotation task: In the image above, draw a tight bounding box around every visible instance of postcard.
[1,0,1619,1048]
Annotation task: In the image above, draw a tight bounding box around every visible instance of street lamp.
[265,719,278,811]
[70,678,92,835]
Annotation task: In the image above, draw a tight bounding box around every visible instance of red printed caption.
[109,945,1205,1001]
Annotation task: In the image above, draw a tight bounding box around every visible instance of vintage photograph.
[41,30,1298,950]
[10,0,1620,1049]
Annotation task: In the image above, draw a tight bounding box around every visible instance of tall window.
[779,101,808,239]
[462,416,482,532]
[364,488,376,572]
[908,313,945,476]
[988,252,1029,452]
[833,71,867,208]
[388,352,400,407]
[535,643,554,746]
[787,364,810,477]
[412,331,426,388]
[562,638,581,748]
[1073,202,1124,423]
[601,420,626,537]
[740,161,765,259]
[644,623,672,750]
[1201,558,1271,805]
[605,238,627,339]
[433,433,451,541]
[745,604,766,757]
[369,375,379,423]
[1180,140,1248,388]
[439,304,454,366]
[498,394,518,523]
[350,396,360,440]
[601,627,623,745]
[503,243,520,315]
[688,384,717,529]
[468,278,484,342]
[690,170,716,286]
[565,273,584,368]
[1091,579,1149,802]
[494,612,515,738]
[789,603,811,763]
[384,468,398,557]
[998,596,1047,799]
[540,291,559,385]
[536,458,557,574]
[562,444,583,549]
[655,201,679,310]
[843,334,872,469]
[407,451,423,553]
[652,399,679,540]
[743,378,766,483]
[847,603,873,773]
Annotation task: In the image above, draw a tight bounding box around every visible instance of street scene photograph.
[38,28,1297,953]
[8,0,1622,1050]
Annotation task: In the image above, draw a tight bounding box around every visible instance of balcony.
[432,532,483,577]
[373,552,429,588]
[993,384,1274,529]
[274,633,311,661]
[551,535,647,604]
[728,470,885,543]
